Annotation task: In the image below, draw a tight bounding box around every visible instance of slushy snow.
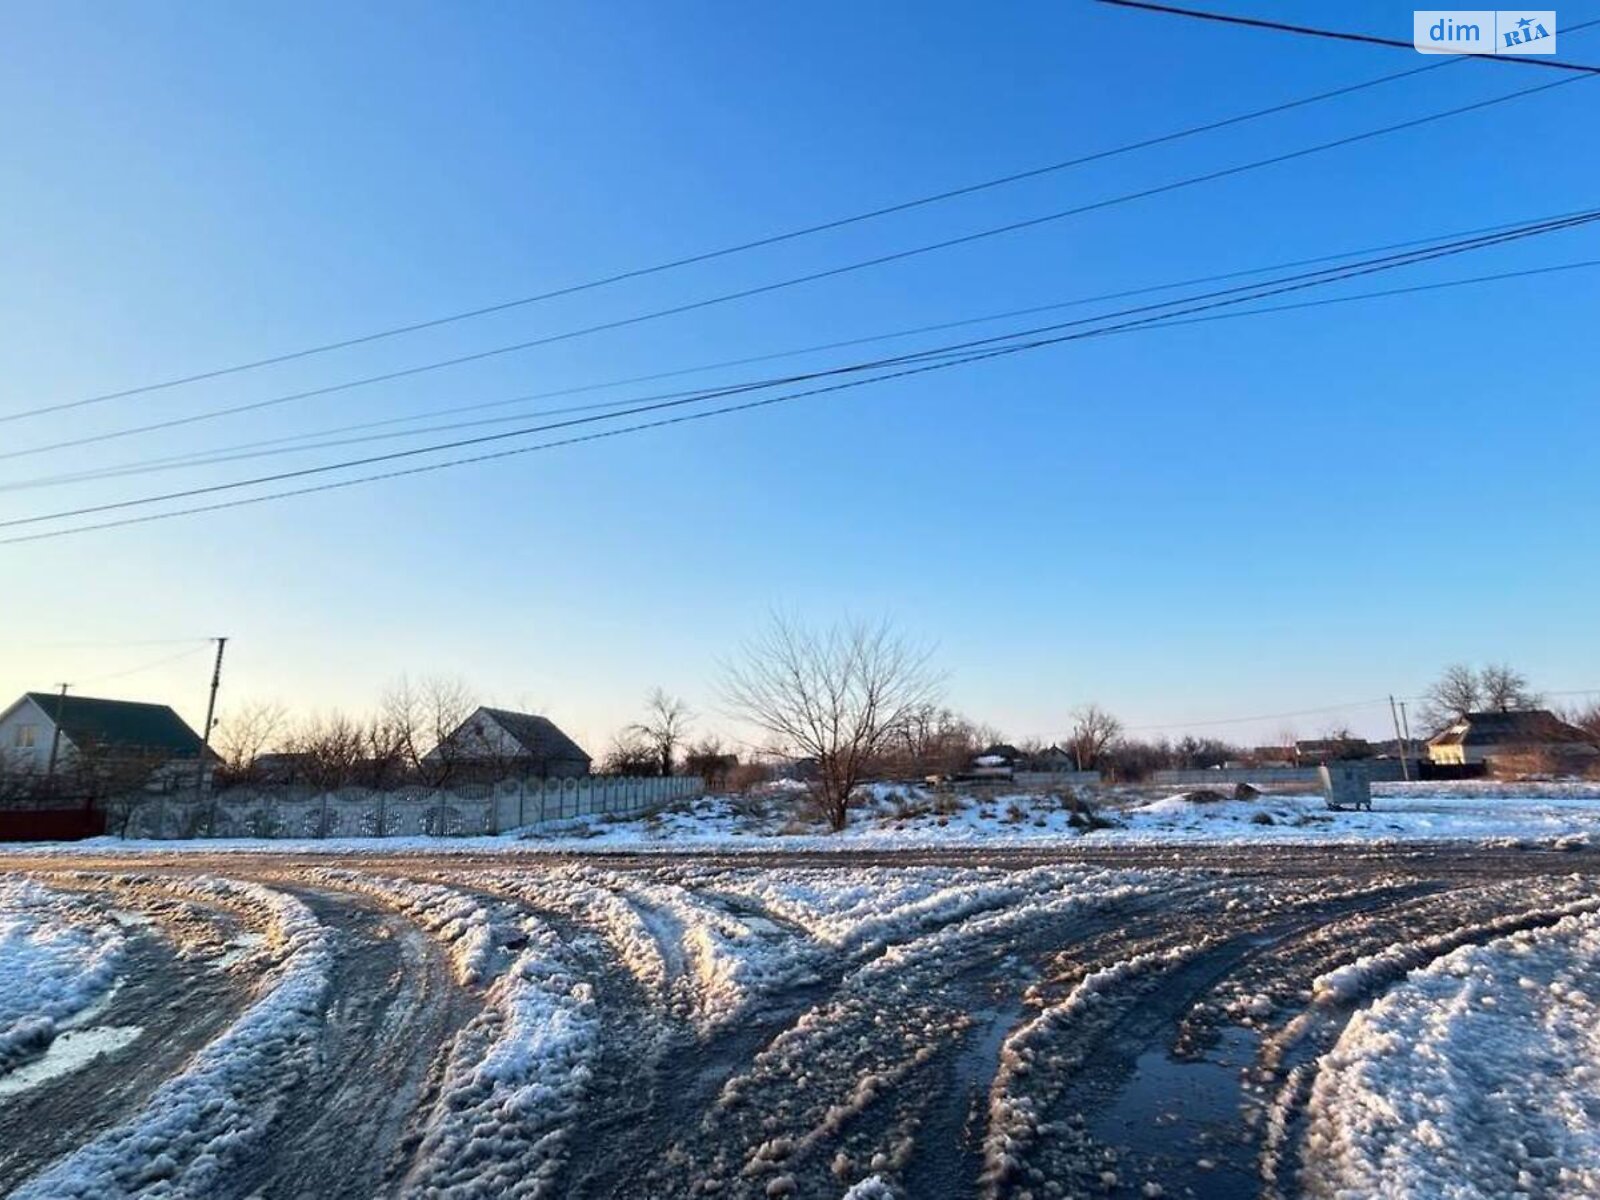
[1303,909,1600,1198]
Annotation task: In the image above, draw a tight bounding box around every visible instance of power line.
[3,209,1590,529]
[9,204,1595,494]
[8,60,1591,453]
[1123,697,1395,732]
[4,210,1594,545]
[0,54,1470,427]
[1096,1,1600,73]
[75,643,212,686]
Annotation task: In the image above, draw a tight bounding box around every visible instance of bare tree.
[382,675,476,787]
[1420,662,1539,730]
[683,736,738,791]
[1561,700,1600,746]
[721,615,940,831]
[1420,663,1483,732]
[881,704,983,777]
[628,688,693,777]
[1481,662,1539,712]
[283,712,369,791]
[214,700,288,784]
[600,730,659,776]
[1067,705,1123,771]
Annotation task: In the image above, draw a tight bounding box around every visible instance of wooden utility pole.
[1388,694,1411,781]
[45,682,71,783]
[195,637,227,800]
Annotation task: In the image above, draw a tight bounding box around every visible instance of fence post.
[377,792,387,837]
[517,779,526,829]
[319,792,331,839]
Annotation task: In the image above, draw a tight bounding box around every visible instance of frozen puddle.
[1088,1026,1260,1199]
[0,1025,143,1098]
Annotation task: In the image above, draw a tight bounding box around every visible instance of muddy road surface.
[1,843,1595,1198]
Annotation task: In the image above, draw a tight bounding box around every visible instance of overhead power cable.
[5,65,1590,463]
[3,253,1590,548]
[3,208,1590,529]
[1096,2,1600,73]
[9,204,1595,494]
[0,54,1473,427]
[2,208,1594,545]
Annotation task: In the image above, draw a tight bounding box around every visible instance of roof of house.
[476,707,591,763]
[981,743,1024,760]
[20,692,205,757]
[1427,709,1592,748]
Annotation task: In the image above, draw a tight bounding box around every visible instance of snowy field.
[12,781,1600,860]
[2,845,1599,1198]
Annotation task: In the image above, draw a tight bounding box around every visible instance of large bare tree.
[1480,663,1539,712]
[1420,662,1539,731]
[1067,704,1123,771]
[721,616,940,831]
[628,688,693,776]
[1420,663,1483,732]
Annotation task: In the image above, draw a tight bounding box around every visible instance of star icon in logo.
[1517,16,1534,29]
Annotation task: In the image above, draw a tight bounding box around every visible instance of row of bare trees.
[214,676,478,791]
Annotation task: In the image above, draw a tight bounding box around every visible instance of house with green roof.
[0,692,211,793]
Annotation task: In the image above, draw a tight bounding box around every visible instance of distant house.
[1426,710,1597,767]
[1021,744,1078,773]
[0,692,210,792]
[1294,737,1372,765]
[428,706,591,780]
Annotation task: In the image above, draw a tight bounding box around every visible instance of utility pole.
[45,682,71,784]
[1388,694,1411,782]
[1399,701,1415,774]
[195,637,227,801]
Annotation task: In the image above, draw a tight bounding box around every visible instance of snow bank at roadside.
[0,877,126,1072]
[11,876,332,1199]
[1302,910,1600,1198]
[400,914,598,1199]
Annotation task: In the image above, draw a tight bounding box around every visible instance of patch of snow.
[0,877,126,1074]
[10,876,332,1199]
[308,868,499,984]
[1302,909,1600,1197]
[399,914,598,1199]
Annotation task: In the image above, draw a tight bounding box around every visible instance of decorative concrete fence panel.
[116,775,703,840]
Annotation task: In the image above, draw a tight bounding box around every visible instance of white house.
[0,692,209,791]
[1426,709,1597,767]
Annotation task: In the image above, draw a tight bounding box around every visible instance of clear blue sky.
[2,1,1597,752]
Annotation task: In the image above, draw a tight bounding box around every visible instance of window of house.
[13,724,37,749]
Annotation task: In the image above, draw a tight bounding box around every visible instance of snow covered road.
[1,844,1597,1198]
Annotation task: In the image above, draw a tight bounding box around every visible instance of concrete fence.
[114,775,703,840]
[1012,770,1104,789]
[1149,762,1410,787]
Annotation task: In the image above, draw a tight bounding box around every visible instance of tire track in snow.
[8,876,332,1200]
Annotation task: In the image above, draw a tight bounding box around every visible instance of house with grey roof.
[0,691,210,792]
[426,706,592,781]
[1426,709,1597,767]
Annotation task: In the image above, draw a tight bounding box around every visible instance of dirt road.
[2,843,1594,1198]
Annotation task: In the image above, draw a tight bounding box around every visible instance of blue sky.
[2,1,1597,752]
